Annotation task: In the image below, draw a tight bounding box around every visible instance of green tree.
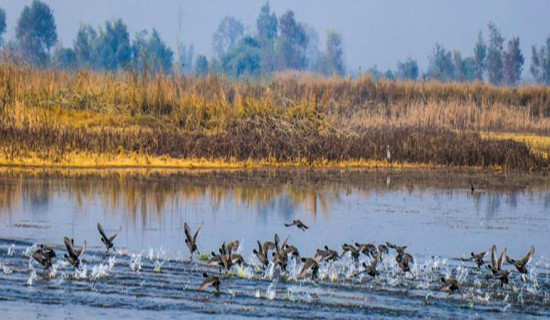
[530,37,550,84]
[256,2,278,73]
[213,16,244,58]
[0,7,6,45]
[396,57,418,81]
[131,29,174,74]
[74,24,98,69]
[178,44,193,74]
[257,2,277,41]
[473,31,486,81]
[95,19,131,71]
[486,22,504,85]
[194,54,209,76]
[52,46,76,70]
[222,36,261,77]
[427,43,454,82]
[15,0,57,66]
[275,10,308,70]
[503,36,524,86]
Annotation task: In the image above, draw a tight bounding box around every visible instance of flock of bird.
[29,219,535,297]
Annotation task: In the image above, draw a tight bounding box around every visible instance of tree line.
[0,1,549,86]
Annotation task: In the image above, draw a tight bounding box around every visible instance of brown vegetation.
[0,64,549,170]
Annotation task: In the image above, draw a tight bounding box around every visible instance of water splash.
[7,244,15,256]
[2,261,12,275]
[154,260,164,273]
[91,263,110,280]
[130,253,142,272]
[266,282,276,300]
[26,270,37,286]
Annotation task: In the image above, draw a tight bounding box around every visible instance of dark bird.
[314,245,339,262]
[341,243,360,262]
[253,240,275,267]
[283,244,300,258]
[32,244,56,271]
[272,234,289,270]
[184,222,202,258]
[355,242,377,258]
[64,237,86,268]
[378,244,389,260]
[461,250,487,268]
[284,219,309,231]
[386,241,408,255]
[486,245,511,287]
[440,277,459,295]
[506,246,535,274]
[298,257,319,280]
[97,223,121,254]
[199,272,220,293]
[468,180,475,195]
[359,249,382,277]
[387,241,414,273]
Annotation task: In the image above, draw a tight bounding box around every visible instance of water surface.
[0,169,548,319]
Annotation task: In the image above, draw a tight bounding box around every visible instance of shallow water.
[0,169,549,319]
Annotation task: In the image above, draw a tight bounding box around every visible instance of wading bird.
[97,223,121,254]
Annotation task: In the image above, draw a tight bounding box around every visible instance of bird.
[284,219,309,231]
[461,250,487,268]
[184,222,202,258]
[97,223,121,254]
[386,145,392,164]
[272,233,289,270]
[64,237,86,268]
[359,249,382,278]
[506,246,535,274]
[32,244,56,271]
[227,240,240,254]
[314,245,339,262]
[298,257,319,280]
[253,240,275,267]
[440,277,459,295]
[355,242,377,258]
[468,180,475,195]
[283,244,300,258]
[387,241,414,273]
[486,245,511,286]
[341,243,360,262]
[199,272,220,293]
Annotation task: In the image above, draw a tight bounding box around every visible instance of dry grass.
[0,64,549,171]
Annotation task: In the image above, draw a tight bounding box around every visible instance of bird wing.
[497,248,506,270]
[97,223,108,240]
[298,259,315,279]
[32,250,46,264]
[199,276,217,291]
[78,241,87,257]
[193,224,202,243]
[284,223,293,227]
[109,226,122,242]
[491,245,498,269]
[184,222,192,241]
[64,236,77,258]
[520,246,535,265]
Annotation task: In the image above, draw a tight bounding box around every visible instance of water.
[0,169,549,319]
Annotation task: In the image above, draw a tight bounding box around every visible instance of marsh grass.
[0,64,549,170]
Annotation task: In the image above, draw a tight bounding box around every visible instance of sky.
[0,0,548,74]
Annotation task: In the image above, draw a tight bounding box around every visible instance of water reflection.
[0,169,548,223]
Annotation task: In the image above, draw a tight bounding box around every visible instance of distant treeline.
[0,1,549,86]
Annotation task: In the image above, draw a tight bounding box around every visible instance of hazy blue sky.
[0,0,548,74]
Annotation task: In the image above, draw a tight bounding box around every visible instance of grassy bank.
[0,64,549,171]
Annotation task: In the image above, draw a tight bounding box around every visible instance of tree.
[0,7,6,45]
[221,36,261,77]
[131,29,174,74]
[530,37,550,84]
[52,46,76,70]
[486,22,504,85]
[194,54,209,76]
[213,16,244,58]
[396,57,418,81]
[15,0,57,66]
[324,30,345,76]
[256,2,278,73]
[427,43,454,82]
[95,19,131,71]
[74,24,98,69]
[503,36,524,86]
[257,2,277,41]
[473,31,486,81]
[178,44,193,74]
[275,10,309,71]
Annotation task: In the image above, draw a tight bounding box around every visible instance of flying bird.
[32,244,56,272]
[440,277,459,295]
[506,246,535,275]
[64,237,86,268]
[461,250,487,268]
[184,222,202,258]
[97,223,121,254]
[199,272,220,293]
[284,219,309,231]
[298,257,319,280]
